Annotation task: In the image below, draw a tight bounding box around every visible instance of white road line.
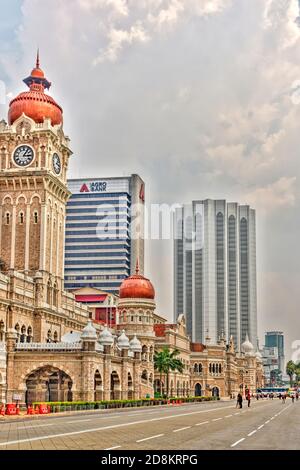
[22,423,54,429]
[231,438,245,448]
[66,419,92,424]
[173,426,191,433]
[234,412,240,415]
[195,421,209,426]
[0,405,235,447]
[225,415,232,418]
[105,445,121,450]
[265,420,270,424]
[257,424,264,430]
[137,434,164,443]
[247,430,257,437]
[212,418,222,422]
[270,417,274,420]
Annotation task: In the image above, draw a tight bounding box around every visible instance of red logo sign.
[139,184,145,203]
[80,183,89,193]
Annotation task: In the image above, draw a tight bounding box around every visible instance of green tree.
[154,347,184,398]
[286,360,296,386]
[294,364,300,384]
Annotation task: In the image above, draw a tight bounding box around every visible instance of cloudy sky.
[0,0,300,360]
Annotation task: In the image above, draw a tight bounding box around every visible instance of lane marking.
[270,417,274,420]
[137,434,164,443]
[173,426,191,433]
[22,423,54,429]
[234,412,241,415]
[195,421,209,426]
[265,420,270,424]
[105,445,121,450]
[248,430,257,437]
[0,405,235,447]
[231,438,245,447]
[225,415,232,418]
[257,424,264,430]
[66,419,92,424]
[212,418,222,422]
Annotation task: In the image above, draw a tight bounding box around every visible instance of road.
[0,398,299,450]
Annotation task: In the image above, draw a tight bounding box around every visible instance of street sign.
[12,393,22,401]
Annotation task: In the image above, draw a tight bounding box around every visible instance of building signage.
[80,182,107,193]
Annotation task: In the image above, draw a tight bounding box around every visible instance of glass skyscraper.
[64,174,145,294]
[265,331,285,373]
[174,199,257,350]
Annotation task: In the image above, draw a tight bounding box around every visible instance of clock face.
[52,153,61,175]
[13,145,34,167]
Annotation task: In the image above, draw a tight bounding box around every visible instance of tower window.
[19,212,24,224]
[34,211,38,224]
[5,213,10,225]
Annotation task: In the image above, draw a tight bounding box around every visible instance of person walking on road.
[282,393,286,404]
[296,392,299,401]
[237,393,243,409]
[292,394,295,403]
[247,393,251,408]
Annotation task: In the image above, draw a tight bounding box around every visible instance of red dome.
[119,264,155,300]
[8,52,63,126]
[9,89,63,126]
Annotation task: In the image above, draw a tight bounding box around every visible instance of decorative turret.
[8,51,63,126]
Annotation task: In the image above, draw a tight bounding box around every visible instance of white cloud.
[245,177,297,213]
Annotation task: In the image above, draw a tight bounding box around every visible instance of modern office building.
[64,175,145,294]
[264,331,285,374]
[174,199,257,350]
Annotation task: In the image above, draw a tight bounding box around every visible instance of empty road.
[0,399,299,450]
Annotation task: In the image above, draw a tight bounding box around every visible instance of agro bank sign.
[68,178,130,195]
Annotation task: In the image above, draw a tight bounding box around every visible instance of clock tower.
[0,53,71,303]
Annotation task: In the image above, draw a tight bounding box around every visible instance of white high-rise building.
[174,199,257,350]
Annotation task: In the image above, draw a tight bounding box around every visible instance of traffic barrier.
[0,404,5,416]
[5,404,17,415]
[27,406,35,415]
[39,404,49,415]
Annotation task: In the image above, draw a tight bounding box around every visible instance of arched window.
[194,363,198,373]
[216,364,219,374]
[219,364,222,374]
[141,370,148,381]
[5,213,10,225]
[19,212,24,224]
[209,363,212,373]
[142,345,148,362]
[0,320,5,341]
[199,363,203,373]
[53,331,58,343]
[34,211,38,224]
[212,364,215,374]
[47,281,52,305]
[47,329,52,343]
[27,326,32,343]
[15,323,20,342]
[53,283,58,307]
[20,325,26,343]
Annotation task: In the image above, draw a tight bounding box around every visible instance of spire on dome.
[135,259,140,275]
[36,48,40,69]
[23,51,51,90]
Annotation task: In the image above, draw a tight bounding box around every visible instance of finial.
[36,48,40,69]
[135,259,139,275]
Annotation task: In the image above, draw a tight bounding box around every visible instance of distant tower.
[0,52,72,305]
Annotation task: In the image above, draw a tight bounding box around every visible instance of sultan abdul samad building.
[0,55,264,405]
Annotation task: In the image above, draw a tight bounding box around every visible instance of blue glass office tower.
[64,174,145,294]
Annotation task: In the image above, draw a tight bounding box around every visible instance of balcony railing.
[15,342,82,351]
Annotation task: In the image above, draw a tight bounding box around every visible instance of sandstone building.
[0,56,264,405]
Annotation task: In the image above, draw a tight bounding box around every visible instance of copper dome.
[119,263,155,300]
[8,51,63,126]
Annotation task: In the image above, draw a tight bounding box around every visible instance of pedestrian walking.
[237,393,243,409]
[247,393,251,408]
[282,393,286,404]
[292,395,295,403]
[278,393,282,400]
[296,392,299,401]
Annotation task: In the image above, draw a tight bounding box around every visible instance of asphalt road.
[0,399,299,450]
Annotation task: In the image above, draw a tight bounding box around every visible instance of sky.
[0,0,300,360]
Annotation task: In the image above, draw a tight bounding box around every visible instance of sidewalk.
[0,399,230,424]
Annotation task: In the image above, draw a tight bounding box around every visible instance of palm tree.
[154,347,184,398]
[294,364,300,384]
[286,360,295,386]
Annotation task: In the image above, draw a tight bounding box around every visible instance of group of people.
[236,392,251,408]
[236,391,299,407]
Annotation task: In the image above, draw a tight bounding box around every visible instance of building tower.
[174,199,257,351]
[0,53,72,307]
[117,262,156,397]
